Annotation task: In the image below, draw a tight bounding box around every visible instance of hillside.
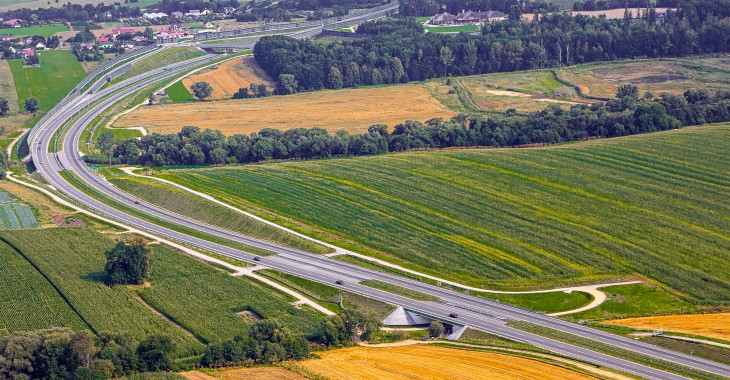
[158,125,730,303]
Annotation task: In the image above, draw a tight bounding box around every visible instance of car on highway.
[449,313,458,318]
[253,256,260,261]
[335,280,344,285]
[134,200,140,205]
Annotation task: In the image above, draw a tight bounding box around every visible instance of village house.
[96,36,110,44]
[186,9,202,17]
[0,34,13,41]
[21,36,33,45]
[170,22,182,30]
[223,6,236,15]
[143,12,168,19]
[203,21,215,28]
[171,11,184,18]
[35,41,46,50]
[427,10,505,25]
[3,19,22,28]
[111,27,136,35]
[21,48,34,57]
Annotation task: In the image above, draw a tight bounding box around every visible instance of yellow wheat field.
[183,56,274,100]
[605,313,730,341]
[296,345,596,380]
[116,84,457,135]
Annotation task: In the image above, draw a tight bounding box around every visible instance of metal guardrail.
[191,1,398,41]
[27,45,159,147]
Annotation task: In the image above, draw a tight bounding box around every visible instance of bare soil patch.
[117,85,457,135]
[235,309,262,322]
[182,56,274,100]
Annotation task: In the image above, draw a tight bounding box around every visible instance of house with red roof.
[21,48,34,57]
[3,19,21,27]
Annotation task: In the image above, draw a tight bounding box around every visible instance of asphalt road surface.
[29,51,730,380]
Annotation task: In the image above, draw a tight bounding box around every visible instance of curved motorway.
[28,50,730,380]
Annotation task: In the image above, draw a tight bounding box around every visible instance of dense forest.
[96,86,730,166]
[254,2,730,93]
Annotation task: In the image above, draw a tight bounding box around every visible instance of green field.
[568,283,697,321]
[160,125,730,304]
[425,24,479,33]
[481,291,594,314]
[8,50,86,112]
[0,24,68,37]
[165,80,195,102]
[0,0,159,12]
[97,126,144,141]
[107,175,331,254]
[138,247,323,343]
[114,47,205,84]
[0,228,204,355]
[0,240,86,331]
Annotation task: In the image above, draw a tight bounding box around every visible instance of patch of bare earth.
[183,56,274,100]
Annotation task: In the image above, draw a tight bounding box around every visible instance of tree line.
[253,2,730,93]
[94,86,730,166]
[398,0,559,17]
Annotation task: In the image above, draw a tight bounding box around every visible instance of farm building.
[171,11,184,18]
[3,19,21,27]
[429,12,458,25]
[0,34,12,41]
[111,27,135,35]
[21,48,34,57]
[35,42,45,49]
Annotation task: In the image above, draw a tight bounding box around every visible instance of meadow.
[0,24,68,37]
[8,50,86,112]
[295,345,596,380]
[180,55,274,100]
[605,313,730,341]
[0,0,158,11]
[166,80,196,102]
[116,85,457,135]
[0,60,20,113]
[568,283,697,321]
[159,125,730,303]
[113,47,205,84]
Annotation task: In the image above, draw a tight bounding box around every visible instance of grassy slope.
[114,47,205,84]
[138,247,323,342]
[160,125,730,303]
[108,175,331,254]
[0,228,203,355]
[482,291,594,314]
[166,80,195,102]
[0,240,86,331]
[568,283,696,321]
[8,50,85,112]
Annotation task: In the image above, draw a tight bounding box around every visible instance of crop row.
[13,204,38,228]
[0,204,20,229]
[163,126,730,302]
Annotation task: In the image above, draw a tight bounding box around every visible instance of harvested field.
[181,56,274,100]
[296,345,595,379]
[557,58,730,99]
[204,367,308,380]
[605,313,730,341]
[0,114,31,132]
[117,85,457,135]
[0,60,20,113]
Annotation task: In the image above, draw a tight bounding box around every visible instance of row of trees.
[0,97,38,114]
[201,320,312,366]
[0,328,177,379]
[96,86,730,166]
[254,4,730,92]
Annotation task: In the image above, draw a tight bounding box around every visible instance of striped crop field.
[0,228,204,355]
[159,125,730,303]
[0,239,86,332]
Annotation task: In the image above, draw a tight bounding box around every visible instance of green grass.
[567,283,697,321]
[0,24,68,37]
[166,80,195,102]
[8,50,86,112]
[0,240,87,331]
[0,228,204,356]
[98,126,143,140]
[257,269,395,318]
[361,280,440,302]
[160,125,730,304]
[107,175,331,254]
[478,291,594,314]
[424,24,479,33]
[138,248,323,343]
[113,47,205,84]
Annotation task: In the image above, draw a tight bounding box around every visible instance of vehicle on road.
[336,280,344,285]
[253,256,260,261]
[449,313,459,318]
[134,200,140,205]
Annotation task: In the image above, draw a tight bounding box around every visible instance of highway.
[27,49,730,380]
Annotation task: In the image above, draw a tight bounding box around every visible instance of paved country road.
[28,51,730,380]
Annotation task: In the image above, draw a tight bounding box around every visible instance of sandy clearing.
[116,84,458,135]
[182,56,274,100]
[297,344,597,380]
[605,313,730,341]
